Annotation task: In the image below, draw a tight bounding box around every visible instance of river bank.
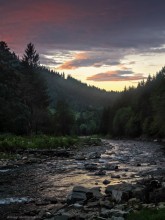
[0,139,165,219]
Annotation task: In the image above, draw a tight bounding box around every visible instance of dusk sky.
[1,0,165,91]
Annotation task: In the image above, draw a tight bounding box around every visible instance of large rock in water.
[148,186,165,203]
[67,186,102,204]
[105,183,135,202]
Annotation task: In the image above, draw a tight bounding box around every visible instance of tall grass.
[0,134,78,153]
[0,134,102,154]
[127,208,165,220]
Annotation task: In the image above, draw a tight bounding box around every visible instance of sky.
[1,0,165,91]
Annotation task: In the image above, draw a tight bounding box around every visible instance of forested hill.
[100,69,165,138]
[0,41,119,135]
[1,41,164,138]
[40,67,119,110]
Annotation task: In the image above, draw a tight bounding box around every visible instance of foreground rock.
[53,177,165,219]
[67,185,102,204]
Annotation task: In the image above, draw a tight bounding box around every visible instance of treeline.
[100,69,165,138]
[0,41,116,135]
[0,42,50,134]
[40,65,118,110]
[1,41,164,138]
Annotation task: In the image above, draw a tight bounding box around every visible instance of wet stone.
[95,170,106,176]
[84,163,98,170]
[111,174,121,178]
[103,179,111,185]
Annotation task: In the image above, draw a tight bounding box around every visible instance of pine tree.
[22,42,39,68]
[21,43,50,134]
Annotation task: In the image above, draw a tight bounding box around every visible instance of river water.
[0,139,165,219]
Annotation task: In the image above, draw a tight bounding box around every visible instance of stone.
[67,191,87,204]
[111,174,121,178]
[150,179,161,189]
[101,208,128,218]
[87,152,101,159]
[67,185,102,204]
[35,199,50,206]
[103,179,110,185]
[75,154,86,160]
[99,199,113,209]
[45,197,58,204]
[162,182,165,188]
[114,204,125,211]
[158,202,165,209]
[86,201,99,208]
[105,183,134,202]
[73,186,88,193]
[109,209,128,217]
[149,187,165,203]
[73,203,83,209]
[104,164,119,171]
[100,208,112,218]
[128,198,139,205]
[132,187,145,201]
[112,190,123,202]
[89,187,102,199]
[84,163,98,170]
[95,170,106,176]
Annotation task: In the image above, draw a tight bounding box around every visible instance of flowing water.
[0,139,164,218]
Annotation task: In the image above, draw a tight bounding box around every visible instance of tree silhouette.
[22,42,39,68]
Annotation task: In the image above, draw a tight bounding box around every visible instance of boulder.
[67,185,102,204]
[105,183,134,202]
[149,187,165,203]
[67,191,87,204]
[84,163,98,171]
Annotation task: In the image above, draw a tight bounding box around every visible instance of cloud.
[87,70,146,82]
[57,50,125,69]
[1,0,165,79]
[1,0,165,54]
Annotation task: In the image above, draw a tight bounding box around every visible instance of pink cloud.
[87,70,146,82]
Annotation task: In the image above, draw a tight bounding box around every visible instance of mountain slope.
[40,67,119,110]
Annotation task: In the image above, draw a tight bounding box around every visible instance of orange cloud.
[87,70,146,81]
[58,52,88,69]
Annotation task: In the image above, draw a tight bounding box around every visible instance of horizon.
[1,0,165,91]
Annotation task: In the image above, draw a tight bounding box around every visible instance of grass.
[127,208,165,220]
[0,134,102,155]
[0,134,79,153]
[78,136,102,146]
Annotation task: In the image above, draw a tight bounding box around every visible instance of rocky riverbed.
[0,139,165,219]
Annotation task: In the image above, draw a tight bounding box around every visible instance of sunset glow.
[1,0,165,91]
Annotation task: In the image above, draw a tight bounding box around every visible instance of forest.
[0,41,165,138]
